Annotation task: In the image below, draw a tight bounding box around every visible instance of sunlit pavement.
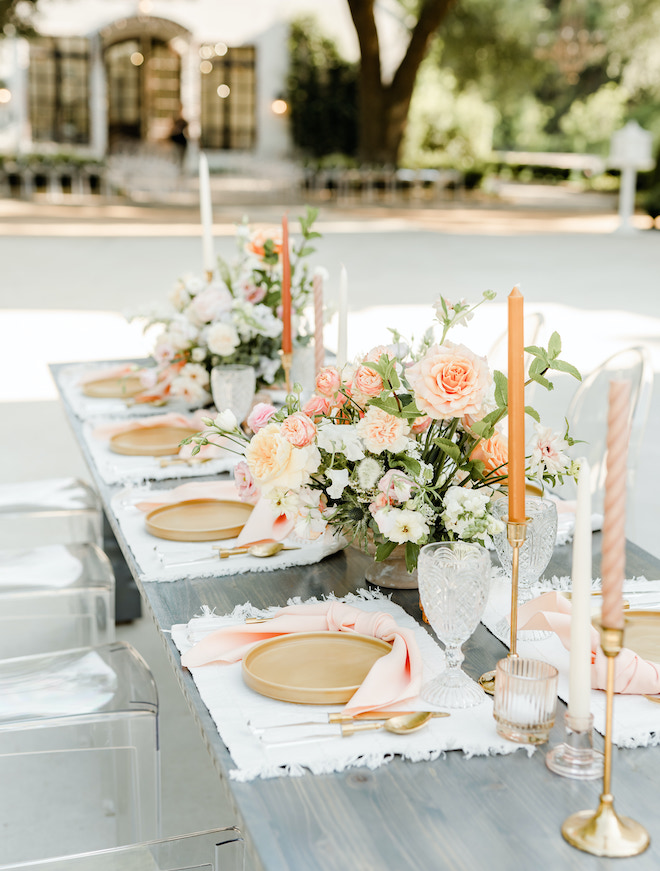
[1,190,658,843]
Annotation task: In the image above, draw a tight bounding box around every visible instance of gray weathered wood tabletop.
[52,362,660,871]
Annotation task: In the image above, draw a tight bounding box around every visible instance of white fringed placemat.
[482,573,660,748]
[171,590,525,781]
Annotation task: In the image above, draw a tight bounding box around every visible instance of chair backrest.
[565,346,654,519]
[0,544,115,657]
[486,311,546,374]
[0,827,245,871]
[0,643,160,863]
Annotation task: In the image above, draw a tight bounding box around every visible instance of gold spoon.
[261,711,433,745]
[217,542,300,559]
[644,695,660,704]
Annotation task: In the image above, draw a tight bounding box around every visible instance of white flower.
[528,425,571,478]
[185,283,233,326]
[258,355,281,384]
[207,322,240,357]
[168,315,199,350]
[374,507,429,544]
[316,421,365,462]
[169,282,191,311]
[213,409,238,431]
[433,296,474,327]
[179,363,209,386]
[183,275,206,295]
[326,468,350,500]
[356,458,383,490]
[233,301,282,339]
[441,486,503,541]
[191,347,206,363]
[266,488,300,520]
[169,377,209,406]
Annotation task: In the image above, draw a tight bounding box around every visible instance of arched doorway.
[100,16,190,153]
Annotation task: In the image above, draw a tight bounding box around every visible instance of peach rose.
[246,227,283,259]
[470,432,509,478]
[411,416,432,435]
[280,412,317,447]
[353,364,384,398]
[406,341,492,420]
[247,402,277,433]
[355,406,410,455]
[302,394,331,419]
[368,492,388,516]
[245,423,320,492]
[315,366,342,397]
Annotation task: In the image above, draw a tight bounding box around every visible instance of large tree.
[347,0,456,164]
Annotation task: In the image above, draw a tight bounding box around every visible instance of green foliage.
[0,0,38,37]
[287,17,359,159]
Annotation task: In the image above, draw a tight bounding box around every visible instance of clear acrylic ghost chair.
[0,642,160,864]
[486,311,545,374]
[0,543,115,658]
[562,346,653,530]
[0,828,245,871]
[0,478,103,549]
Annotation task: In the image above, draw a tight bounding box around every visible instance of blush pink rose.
[368,492,388,516]
[234,460,260,504]
[302,394,331,419]
[280,412,317,447]
[377,469,415,504]
[470,432,509,478]
[187,283,232,324]
[241,282,267,304]
[353,364,384,397]
[247,402,277,433]
[406,341,492,420]
[315,366,342,397]
[411,416,432,434]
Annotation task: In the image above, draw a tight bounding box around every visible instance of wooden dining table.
[52,362,660,871]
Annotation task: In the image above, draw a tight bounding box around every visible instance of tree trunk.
[347,0,456,165]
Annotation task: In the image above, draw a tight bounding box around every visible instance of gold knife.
[250,711,450,730]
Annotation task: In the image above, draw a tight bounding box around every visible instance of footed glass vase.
[364,539,418,590]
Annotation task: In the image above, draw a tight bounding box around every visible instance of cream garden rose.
[245,422,320,494]
[356,407,410,455]
[206,322,240,357]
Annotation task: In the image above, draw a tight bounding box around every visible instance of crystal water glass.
[492,496,558,641]
[493,657,558,744]
[418,541,491,708]
[211,364,256,426]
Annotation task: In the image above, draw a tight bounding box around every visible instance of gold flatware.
[260,712,434,745]
[644,695,660,704]
[250,710,450,730]
[159,456,213,468]
[216,542,300,559]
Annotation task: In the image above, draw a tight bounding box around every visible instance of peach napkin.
[519,592,660,694]
[180,600,423,716]
[92,411,226,459]
[135,482,294,546]
[78,364,138,385]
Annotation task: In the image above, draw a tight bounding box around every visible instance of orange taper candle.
[507,286,526,523]
[600,380,631,630]
[281,215,292,354]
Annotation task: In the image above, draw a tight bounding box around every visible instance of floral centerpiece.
[183,292,581,579]
[134,207,324,406]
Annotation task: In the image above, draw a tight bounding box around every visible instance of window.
[29,37,90,144]
[200,45,256,150]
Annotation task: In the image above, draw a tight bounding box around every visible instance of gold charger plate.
[623,611,660,664]
[145,499,253,542]
[82,374,144,399]
[242,631,392,705]
[109,426,200,457]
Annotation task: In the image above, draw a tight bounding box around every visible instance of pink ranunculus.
[187,283,232,324]
[234,460,260,505]
[368,492,388,516]
[353,364,384,397]
[355,406,410,455]
[377,469,415,504]
[246,402,277,433]
[280,412,317,448]
[241,281,267,304]
[315,366,342,397]
[470,431,509,477]
[406,341,492,421]
[411,415,432,434]
[302,394,331,419]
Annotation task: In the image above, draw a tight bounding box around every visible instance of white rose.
[207,322,240,357]
[213,409,238,431]
[326,468,350,500]
[374,507,429,544]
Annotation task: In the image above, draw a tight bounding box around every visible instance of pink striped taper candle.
[599,380,631,630]
[313,273,324,373]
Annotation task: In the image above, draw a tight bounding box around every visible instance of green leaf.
[369,397,404,416]
[525,405,540,422]
[433,437,461,463]
[549,359,582,381]
[528,370,553,391]
[375,540,398,562]
[493,370,508,407]
[299,246,316,257]
[405,541,419,573]
[524,344,546,358]
[396,455,422,477]
[548,331,562,358]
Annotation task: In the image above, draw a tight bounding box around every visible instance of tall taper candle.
[313,273,324,373]
[281,215,292,354]
[198,152,215,276]
[337,264,348,369]
[600,380,630,630]
[569,458,593,722]
[507,286,526,523]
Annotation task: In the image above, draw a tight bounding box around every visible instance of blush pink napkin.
[135,481,294,546]
[518,592,660,694]
[92,411,227,459]
[180,600,423,716]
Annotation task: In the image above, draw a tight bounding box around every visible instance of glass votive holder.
[493,657,559,745]
[545,711,604,779]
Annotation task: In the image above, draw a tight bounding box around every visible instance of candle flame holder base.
[562,626,649,857]
[546,712,603,780]
[479,519,527,696]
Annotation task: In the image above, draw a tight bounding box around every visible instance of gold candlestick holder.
[281,350,293,395]
[479,519,528,695]
[561,625,649,857]
[205,269,214,283]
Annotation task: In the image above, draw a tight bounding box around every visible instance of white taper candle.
[199,152,215,276]
[337,264,348,369]
[568,458,593,722]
